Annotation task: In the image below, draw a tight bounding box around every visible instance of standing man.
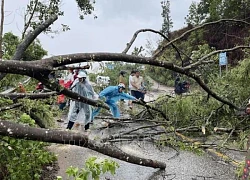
[130,70,145,100]
[92,83,137,120]
[128,70,136,109]
[66,71,95,131]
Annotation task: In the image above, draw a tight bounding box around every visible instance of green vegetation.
[57,157,119,180]
[0,111,56,179]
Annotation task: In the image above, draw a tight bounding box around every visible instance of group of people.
[17,68,145,132]
[61,68,146,131]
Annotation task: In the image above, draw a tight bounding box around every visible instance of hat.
[118,83,125,89]
[77,71,87,78]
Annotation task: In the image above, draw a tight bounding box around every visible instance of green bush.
[57,157,119,180]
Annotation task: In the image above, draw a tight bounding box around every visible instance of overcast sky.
[4,0,199,57]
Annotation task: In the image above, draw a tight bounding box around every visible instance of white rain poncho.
[67,80,95,125]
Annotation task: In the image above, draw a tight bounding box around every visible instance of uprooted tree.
[1,0,250,179]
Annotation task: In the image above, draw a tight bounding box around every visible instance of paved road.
[49,79,243,180]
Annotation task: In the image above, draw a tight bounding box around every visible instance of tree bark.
[0,15,58,80]
[0,120,166,169]
[0,91,57,100]
[0,103,22,112]
[24,111,46,128]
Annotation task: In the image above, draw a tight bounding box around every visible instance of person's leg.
[92,107,101,121]
[59,102,66,110]
[129,90,137,109]
[84,123,90,130]
[139,91,145,100]
[66,121,75,129]
[106,100,120,118]
[133,91,142,99]
[66,105,78,129]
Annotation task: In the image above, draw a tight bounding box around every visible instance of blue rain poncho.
[67,80,95,125]
[92,86,136,119]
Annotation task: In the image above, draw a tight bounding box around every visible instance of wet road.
[49,79,243,180]
[49,138,237,180]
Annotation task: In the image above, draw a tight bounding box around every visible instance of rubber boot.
[84,123,90,130]
[66,121,75,130]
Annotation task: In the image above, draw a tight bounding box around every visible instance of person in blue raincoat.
[66,71,95,130]
[92,83,137,120]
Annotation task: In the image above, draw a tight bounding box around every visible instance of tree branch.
[22,0,39,39]
[0,60,108,109]
[0,120,166,169]
[54,64,90,71]
[1,52,241,110]
[33,77,109,110]
[0,103,22,112]
[0,91,58,100]
[42,52,240,110]
[0,15,58,80]
[184,46,250,70]
[24,110,46,128]
[14,15,58,61]
[122,28,191,64]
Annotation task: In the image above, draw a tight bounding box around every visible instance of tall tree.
[185,2,206,25]
[160,0,173,37]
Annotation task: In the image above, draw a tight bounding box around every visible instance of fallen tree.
[0,91,58,100]
[0,12,249,175]
[0,120,166,169]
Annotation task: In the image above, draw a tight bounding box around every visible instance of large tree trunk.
[0,15,58,80]
[0,120,166,169]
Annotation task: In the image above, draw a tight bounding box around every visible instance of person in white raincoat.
[66,71,95,130]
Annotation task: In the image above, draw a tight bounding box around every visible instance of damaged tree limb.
[0,103,22,112]
[0,120,166,169]
[0,15,58,81]
[0,51,243,110]
[0,91,58,100]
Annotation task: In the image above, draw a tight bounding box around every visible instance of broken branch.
[0,120,166,169]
